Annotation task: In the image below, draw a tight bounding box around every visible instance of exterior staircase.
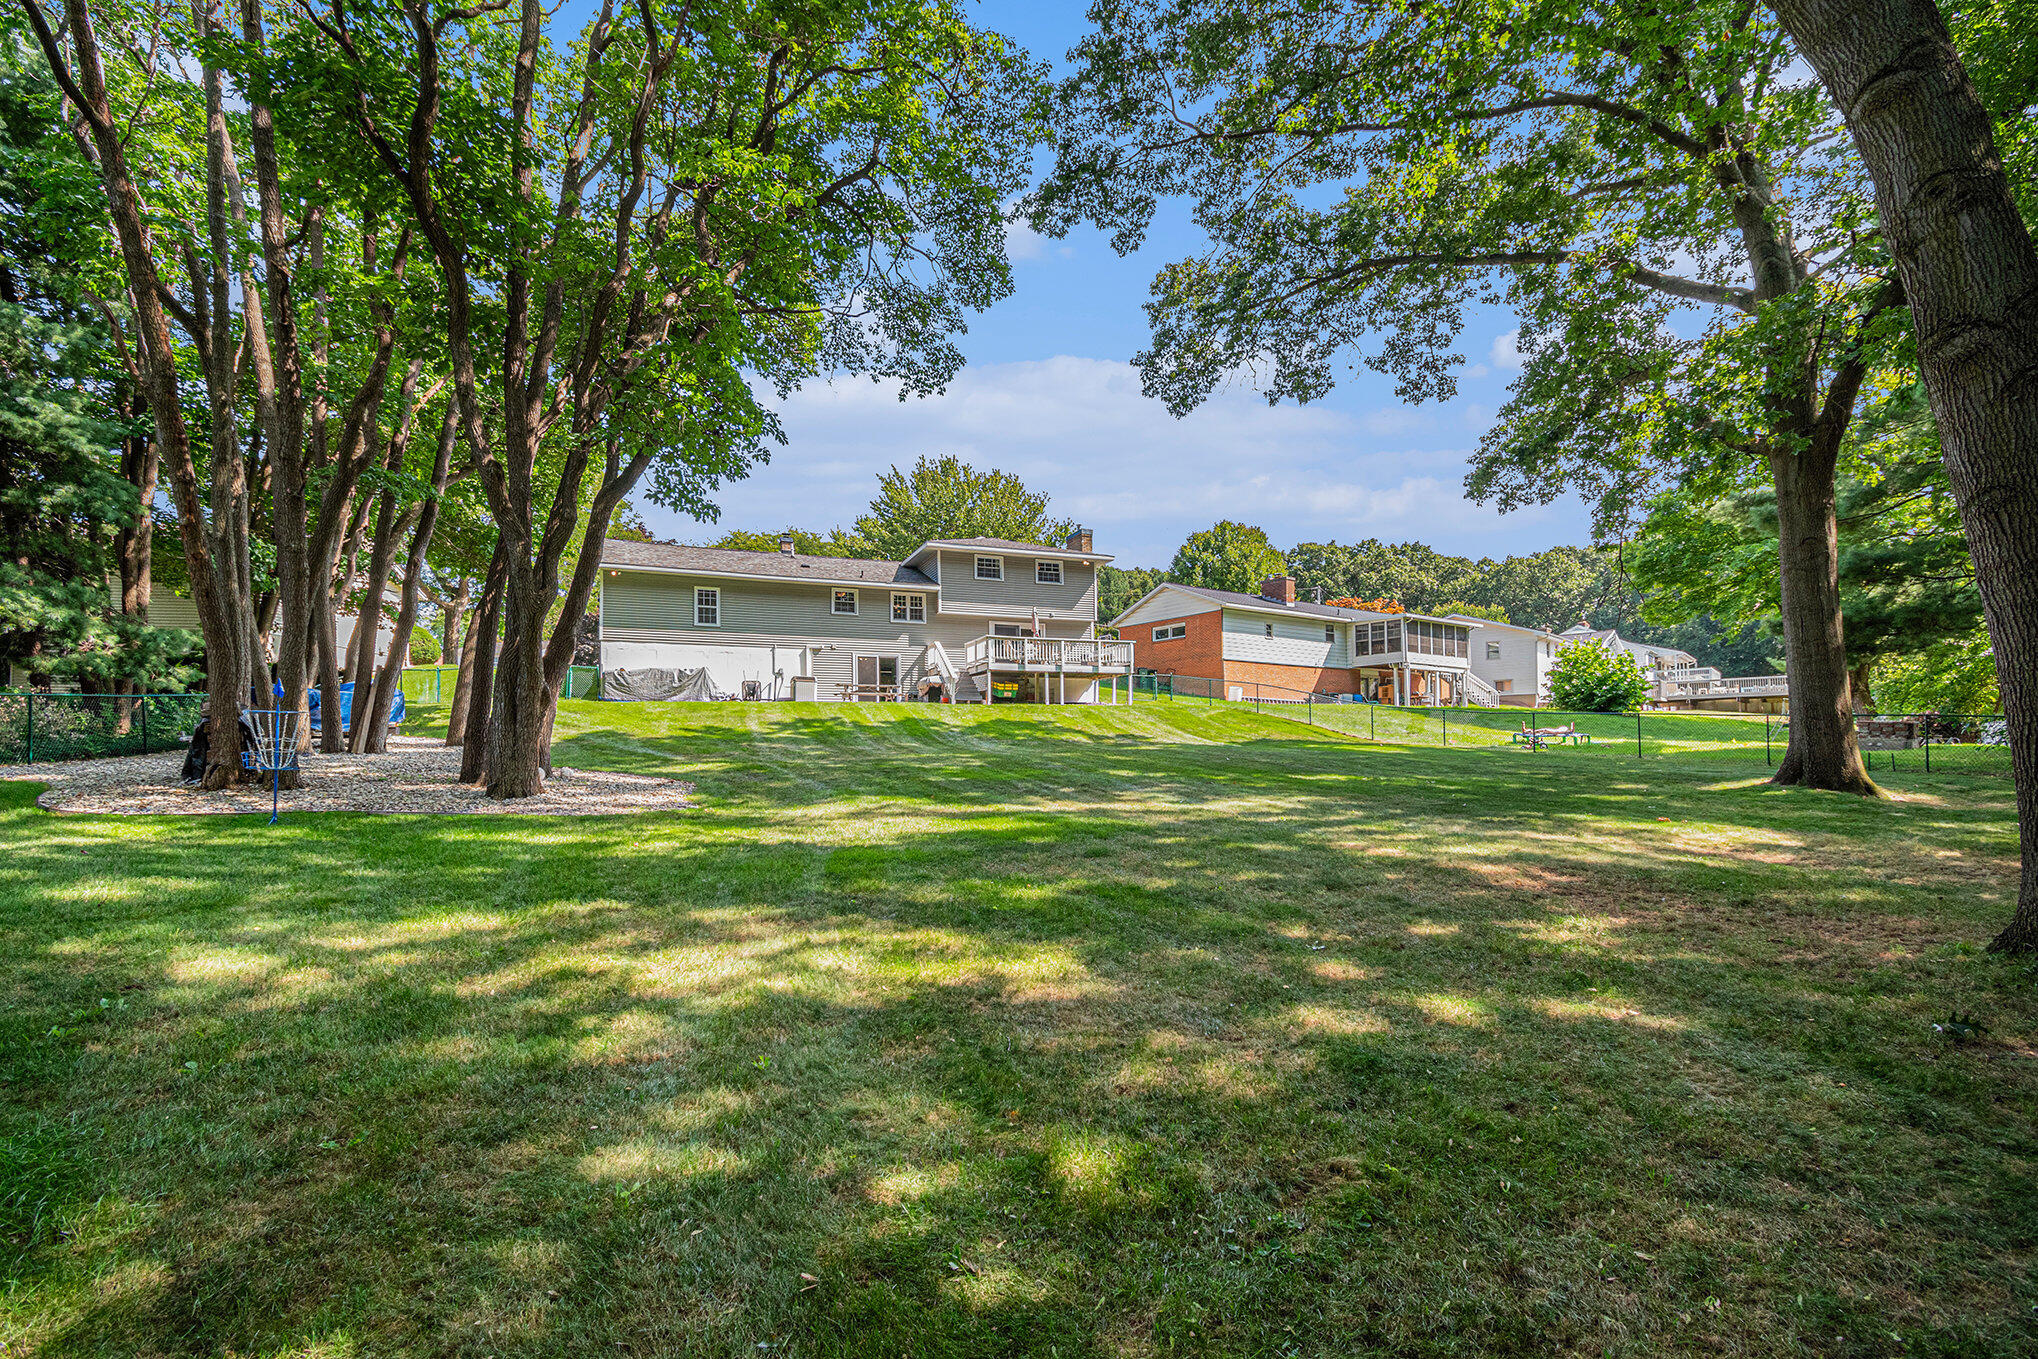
[1460,670,1504,707]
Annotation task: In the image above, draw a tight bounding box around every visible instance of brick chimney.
[1260,575,1298,604]
[777,533,797,554]
[1064,526,1093,553]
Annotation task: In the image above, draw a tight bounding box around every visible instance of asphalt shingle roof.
[600,538,936,588]
[911,536,1108,558]
[1159,583,1396,622]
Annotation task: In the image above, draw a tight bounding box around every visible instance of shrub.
[407,629,442,665]
[1546,642,1650,711]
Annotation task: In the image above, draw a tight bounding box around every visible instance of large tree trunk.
[1768,447,1880,795]
[1711,120,1879,798]
[112,423,154,734]
[346,484,405,750]
[484,561,550,798]
[444,569,486,746]
[1767,0,2038,948]
[27,0,248,787]
[457,540,508,778]
[364,408,455,752]
[239,0,314,762]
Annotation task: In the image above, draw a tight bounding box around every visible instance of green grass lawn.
[2,701,2033,1357]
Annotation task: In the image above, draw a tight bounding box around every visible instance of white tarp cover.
[602,666,722,702]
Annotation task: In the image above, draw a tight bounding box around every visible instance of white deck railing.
[1663,674,1789,699]
[964,636,1136,670]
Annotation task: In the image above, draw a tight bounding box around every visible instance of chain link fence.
[399,665,601,702]
[0,692,207,765]
[1102,673,2007,776]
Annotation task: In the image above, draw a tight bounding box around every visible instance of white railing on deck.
[964,636,1136,670]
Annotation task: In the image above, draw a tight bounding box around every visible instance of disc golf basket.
[242,705,300,824]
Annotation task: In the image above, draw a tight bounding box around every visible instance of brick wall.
[1221,657,1359,696]
[1122,608,1224,681]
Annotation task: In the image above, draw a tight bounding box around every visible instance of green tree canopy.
[1627,386,1982,697]
[1034,0,1899,791]
[851,455,1072,561]
[1288,540,1480,614]
[1168,521,1285,595]
[704,527,869,558]
[1100,564,1166,622]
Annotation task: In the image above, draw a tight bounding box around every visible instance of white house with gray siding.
[597,531,1135,702]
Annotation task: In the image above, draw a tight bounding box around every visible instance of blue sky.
[636,0,1595,569]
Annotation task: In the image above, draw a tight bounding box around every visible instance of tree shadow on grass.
[0,720,2031,1356]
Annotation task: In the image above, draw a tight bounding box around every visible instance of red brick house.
[1111,576,1482,705]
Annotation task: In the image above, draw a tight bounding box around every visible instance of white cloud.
[1362,407,1428,436]
[1490,329,1530,371]
[639,356,1579,564]
[1003,214,1046,262]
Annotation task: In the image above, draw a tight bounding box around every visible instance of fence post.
[1765,714,1772,767]
[141,696,148,754]
[1924,719,1931,773]
[1442,706,1448,748]
[1635,709,1642,758]
[1370,703,1376,740]
[25,692,32,764]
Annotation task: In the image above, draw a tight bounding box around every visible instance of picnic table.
[841,683,902,702]
[1512,722,1592,749]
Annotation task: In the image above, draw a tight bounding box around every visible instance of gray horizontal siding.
[601,570,992,699]
[933,550,1098,621]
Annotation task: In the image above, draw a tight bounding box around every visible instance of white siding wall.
[1219,610,1348,667]
[1468,626,1556,697]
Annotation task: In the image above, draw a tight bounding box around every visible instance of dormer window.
[1035,559,1062,584]
[975,556,1003,580]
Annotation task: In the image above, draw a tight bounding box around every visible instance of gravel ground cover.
[0,734,695,815]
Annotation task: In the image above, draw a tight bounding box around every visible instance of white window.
[694,587,720,627]
[1263,623,1274,638]
[975,556,1003,580]
[1325,624,1336,643]
[1035,559,1062,584]
[1152,623,1186,642]
[832,589,858,615]
[891,592,925,623]
[1486,641,1502,660]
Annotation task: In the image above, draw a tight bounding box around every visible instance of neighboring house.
[1451,616,1565,707]
[1553,622,1702,678]
[113,580,398,672]
[1546,621,1789,713]
[1112,576,1481,705]
[596,530,1135,703]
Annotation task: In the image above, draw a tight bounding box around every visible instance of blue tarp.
[276,682,405,734]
